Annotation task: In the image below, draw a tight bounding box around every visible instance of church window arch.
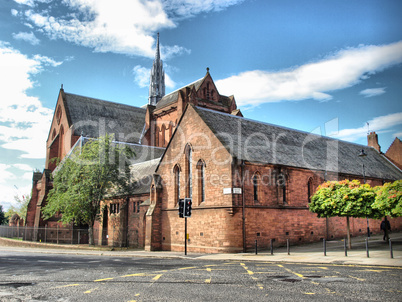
[161,124,166,147]
[155,126,160,147]
[173,165,181,206]
[185,144,193,199]
[56,106,62,125]
[252,172,261,204]
[52,129,56,140]
[169,122,173,140]
[59,125,64,159]
[197,160,206,204]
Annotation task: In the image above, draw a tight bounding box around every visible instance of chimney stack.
[367,132,381,152]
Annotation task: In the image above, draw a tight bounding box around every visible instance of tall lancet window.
[174,165,180,206]
[185,145,192,199]
[197,160,206,204]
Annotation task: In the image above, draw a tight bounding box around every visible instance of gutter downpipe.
[242,160,246,253]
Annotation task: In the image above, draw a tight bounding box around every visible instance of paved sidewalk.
[1,232,401,267]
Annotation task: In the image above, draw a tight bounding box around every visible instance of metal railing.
[0,225,138,247]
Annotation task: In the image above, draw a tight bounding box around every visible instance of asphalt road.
[0,251,401,301]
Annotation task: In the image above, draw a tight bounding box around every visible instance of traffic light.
[184,198,192,217]
[178,199,184,218]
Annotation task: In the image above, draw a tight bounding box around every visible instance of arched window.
[169,122,173,141]
[185,144,192,198]
[277,171,288,205]
[174,165,181,206]
[197,160,206,204]
[59,125,64,159]
[307,178,314,203]
[253,172,261,203]
[155,126,159,147]
[161,124,166,147]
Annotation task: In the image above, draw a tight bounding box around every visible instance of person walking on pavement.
[380,217,391,241]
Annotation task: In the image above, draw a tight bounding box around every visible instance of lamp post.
[358,149,370,238]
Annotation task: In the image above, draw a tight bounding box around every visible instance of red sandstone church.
[26,35,402,253]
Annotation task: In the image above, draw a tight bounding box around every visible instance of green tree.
[6,194,30,221]
[309,179,380,248]
[372,180,402,217]
[0,205,7,225]
[43,134,134,245]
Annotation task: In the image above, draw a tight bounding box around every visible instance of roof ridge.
[64,92,145,111]
[194,106,370,149]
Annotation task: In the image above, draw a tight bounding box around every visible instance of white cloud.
[162,0,245,19]
[0,183,32,211]
[15,0,241,58]
[133,65,150,88]
[12,31,40,45]
[392,132,402,139]
[165,73,175,89]
[0,42,56,158]
[331,112,402,142]
[22,0,178,58]
[0,164,16,183]
[22,172,33,180]
[359,87,386,98]
[13,163,33,171]
[216,41,402,106]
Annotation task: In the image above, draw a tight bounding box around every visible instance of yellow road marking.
[304,293,315,295]
[84,287,98,294]
[205,278,211,283]
[348,275,365,281]
[178,266,197,270]
[152,274,162,281]
[122,273,147,277]
[94,278,114,282]
[278,265,305,279]
[364,269,389,273]
[247,270,254,275]
[319,267,328,270]
[206,268,212,272]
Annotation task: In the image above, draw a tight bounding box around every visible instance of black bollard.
[389,239,393,259]
[270,239,274,255]
[255,239,258,255]
[323,239,327,256]
[287,239,290,255]
[365,238,369,258]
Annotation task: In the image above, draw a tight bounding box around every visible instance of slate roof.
[130,158,161,194]
[155,77,204,110]
[194,106,402,180]
[63,92,146,144]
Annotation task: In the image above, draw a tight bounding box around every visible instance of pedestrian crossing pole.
[185,217,187,256]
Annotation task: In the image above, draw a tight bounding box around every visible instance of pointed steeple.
[148,33,165,106]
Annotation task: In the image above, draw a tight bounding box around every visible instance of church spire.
[148,33,165,106]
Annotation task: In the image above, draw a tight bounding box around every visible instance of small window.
[137,201,140,213]
[253,173,260,203]
[110,203,120,214]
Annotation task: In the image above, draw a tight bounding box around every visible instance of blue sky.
[0,0,401,210]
